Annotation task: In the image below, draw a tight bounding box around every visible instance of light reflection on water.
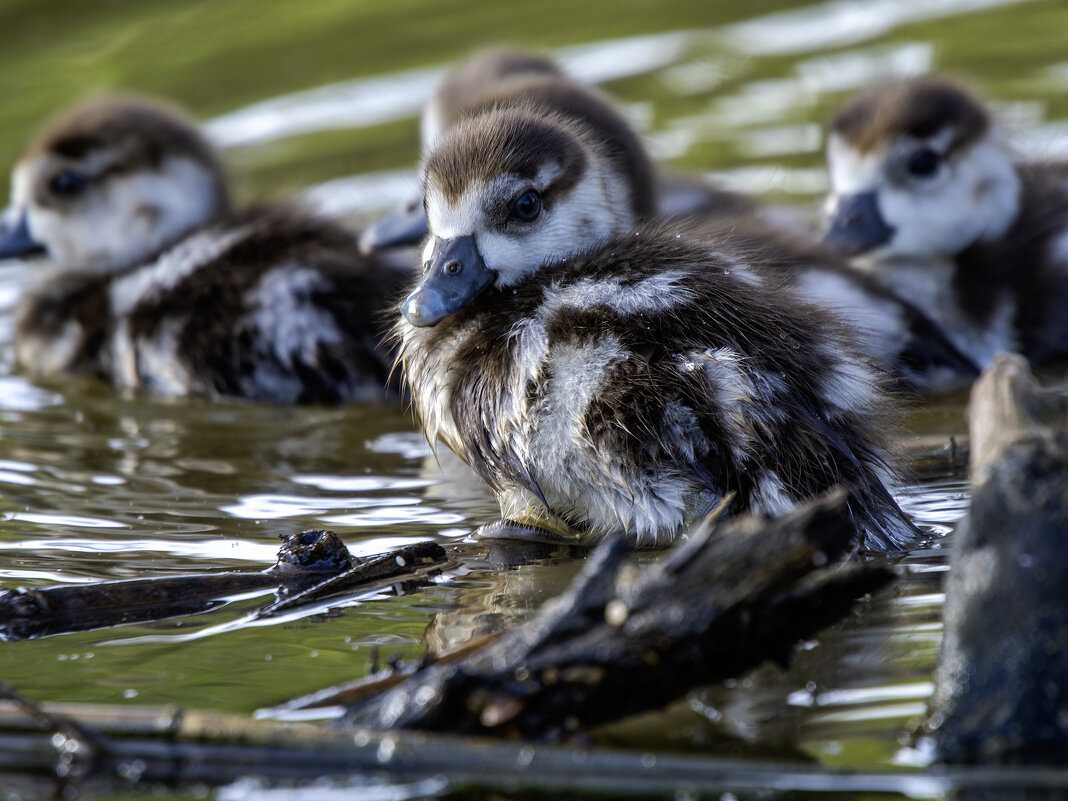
[0,0,1063,796]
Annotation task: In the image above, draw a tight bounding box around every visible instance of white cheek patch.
[875,136,1021,260]
[25,157,220,274]
[424,155,635,288]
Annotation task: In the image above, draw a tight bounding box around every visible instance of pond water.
[0,0,1065,797]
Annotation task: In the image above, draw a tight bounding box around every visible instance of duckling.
[823,77,1068,369]
[368,50,977,392]
[0,95,410,403]
[396,104,920,551]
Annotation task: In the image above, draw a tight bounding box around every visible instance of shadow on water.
[0,0,1066,797]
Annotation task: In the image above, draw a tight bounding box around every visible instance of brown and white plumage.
[823,77,1068,368]
[369,50,978,392]
[0,95,410,403]
[397,104,919,551]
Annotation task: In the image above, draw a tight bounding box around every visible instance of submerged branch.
[0,531,448,640]
[337,489,893,739]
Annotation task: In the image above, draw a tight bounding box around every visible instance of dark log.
[0,531,447,640]
[928,354,1068,765]
[5,700,1068,799]
[336,489,893,739]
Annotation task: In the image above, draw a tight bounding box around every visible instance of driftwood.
[4,699,1068,799]
[0,490,895,796]
[927,354,1068,765]
[0,530,448,640]
[334,490,892,739]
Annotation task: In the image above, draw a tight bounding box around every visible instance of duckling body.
[693,216,980,392]
[107,207,407,402]
[398,106,918,550]
[823,77,1068,368]
[0,95,407,403]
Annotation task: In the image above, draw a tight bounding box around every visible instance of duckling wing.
[111,208,411,403]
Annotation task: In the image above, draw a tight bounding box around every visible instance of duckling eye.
[48,170,88,197]
[906,148,941,179]
[509,189,542,222]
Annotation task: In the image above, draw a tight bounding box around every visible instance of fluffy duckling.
[397,104,920,551]
[823,77,1068,369]
[0,95,410,403]
[370,50,978,392]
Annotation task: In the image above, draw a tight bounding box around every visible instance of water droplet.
[117,760,146,782]
[377,736,397,763]
[605,599,628,627]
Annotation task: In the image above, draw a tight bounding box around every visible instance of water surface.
[0,0,1065,797]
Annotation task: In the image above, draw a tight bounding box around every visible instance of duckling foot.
[474,519,584,545]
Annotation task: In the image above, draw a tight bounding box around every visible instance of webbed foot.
[473,519,590,565]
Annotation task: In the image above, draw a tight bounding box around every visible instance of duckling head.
[0,95,230,274]
[823,77,1020,262]
[365,48,653,255]
[402,106,635,327]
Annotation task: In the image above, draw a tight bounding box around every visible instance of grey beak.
[401,235,495,327]
[823,191,895,256]
[358,194,429,254]
[0,208,44,261]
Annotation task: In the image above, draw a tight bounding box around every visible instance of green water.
[0,0,1064,797]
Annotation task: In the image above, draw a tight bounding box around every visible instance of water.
[0,0,1064,797]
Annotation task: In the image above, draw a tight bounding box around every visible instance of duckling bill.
[0,94,410,403]
[398,104,920,551]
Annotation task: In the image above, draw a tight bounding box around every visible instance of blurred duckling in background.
[369,48,978,392]
[397,100,921,551]
[824,77,1068,370]
[0,95,411,403]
